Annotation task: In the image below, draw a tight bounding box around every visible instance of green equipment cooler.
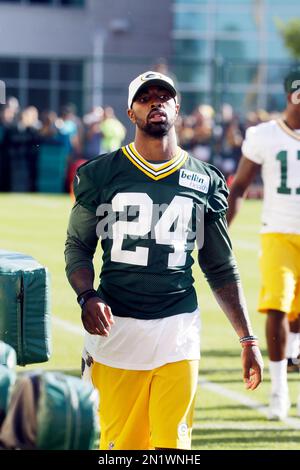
[0,250,51,366]
[0,371,98,450]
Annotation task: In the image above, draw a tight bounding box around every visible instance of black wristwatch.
[77,289,100,309]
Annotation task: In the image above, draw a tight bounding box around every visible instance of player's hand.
[241,345,264,390]
[81,297,114,336]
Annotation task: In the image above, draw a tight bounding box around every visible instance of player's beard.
[136,115,175,138]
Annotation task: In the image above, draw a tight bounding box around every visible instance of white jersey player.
[227,67,300,421]
[243,118,300,234]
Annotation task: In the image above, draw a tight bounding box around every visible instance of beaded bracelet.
[239,335,258,343]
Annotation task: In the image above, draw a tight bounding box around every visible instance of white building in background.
[173,0,297,113]
[0,0,297,120]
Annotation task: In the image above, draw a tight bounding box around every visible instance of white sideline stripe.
[53,316,84,336]
[199,378,300,430]
[234,225,258,233]
[194,423,293,431]
[233,240,258,251]
[18,195,68,208]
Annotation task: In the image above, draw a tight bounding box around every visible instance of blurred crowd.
[0,98,127,192]
[177,103,281,179]
[0,95,281,192]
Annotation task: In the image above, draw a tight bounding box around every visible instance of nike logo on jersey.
[179,169,210,193]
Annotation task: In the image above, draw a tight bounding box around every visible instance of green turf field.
[0,193,299,450]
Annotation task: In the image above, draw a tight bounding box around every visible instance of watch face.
[79,297,85,307]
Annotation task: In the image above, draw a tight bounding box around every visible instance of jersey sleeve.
[205,165,229,223]
[241,125,265,164]
[73,162,101,213]
[198,215,240,289]
[64,203,99,279]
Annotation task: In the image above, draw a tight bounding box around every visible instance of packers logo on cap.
[141,72,163,81]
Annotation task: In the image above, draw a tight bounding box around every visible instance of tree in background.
[277,18,300,59]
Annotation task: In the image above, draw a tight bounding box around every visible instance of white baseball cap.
[128,71,177,108]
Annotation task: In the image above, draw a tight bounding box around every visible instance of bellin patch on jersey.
[179,169,210,193]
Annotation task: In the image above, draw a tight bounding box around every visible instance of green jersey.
[65,143,238,319]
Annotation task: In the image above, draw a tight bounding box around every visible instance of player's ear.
[127,108,136,124]
[175,103,180,116]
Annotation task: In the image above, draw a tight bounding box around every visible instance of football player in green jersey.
[65,71,263,450]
